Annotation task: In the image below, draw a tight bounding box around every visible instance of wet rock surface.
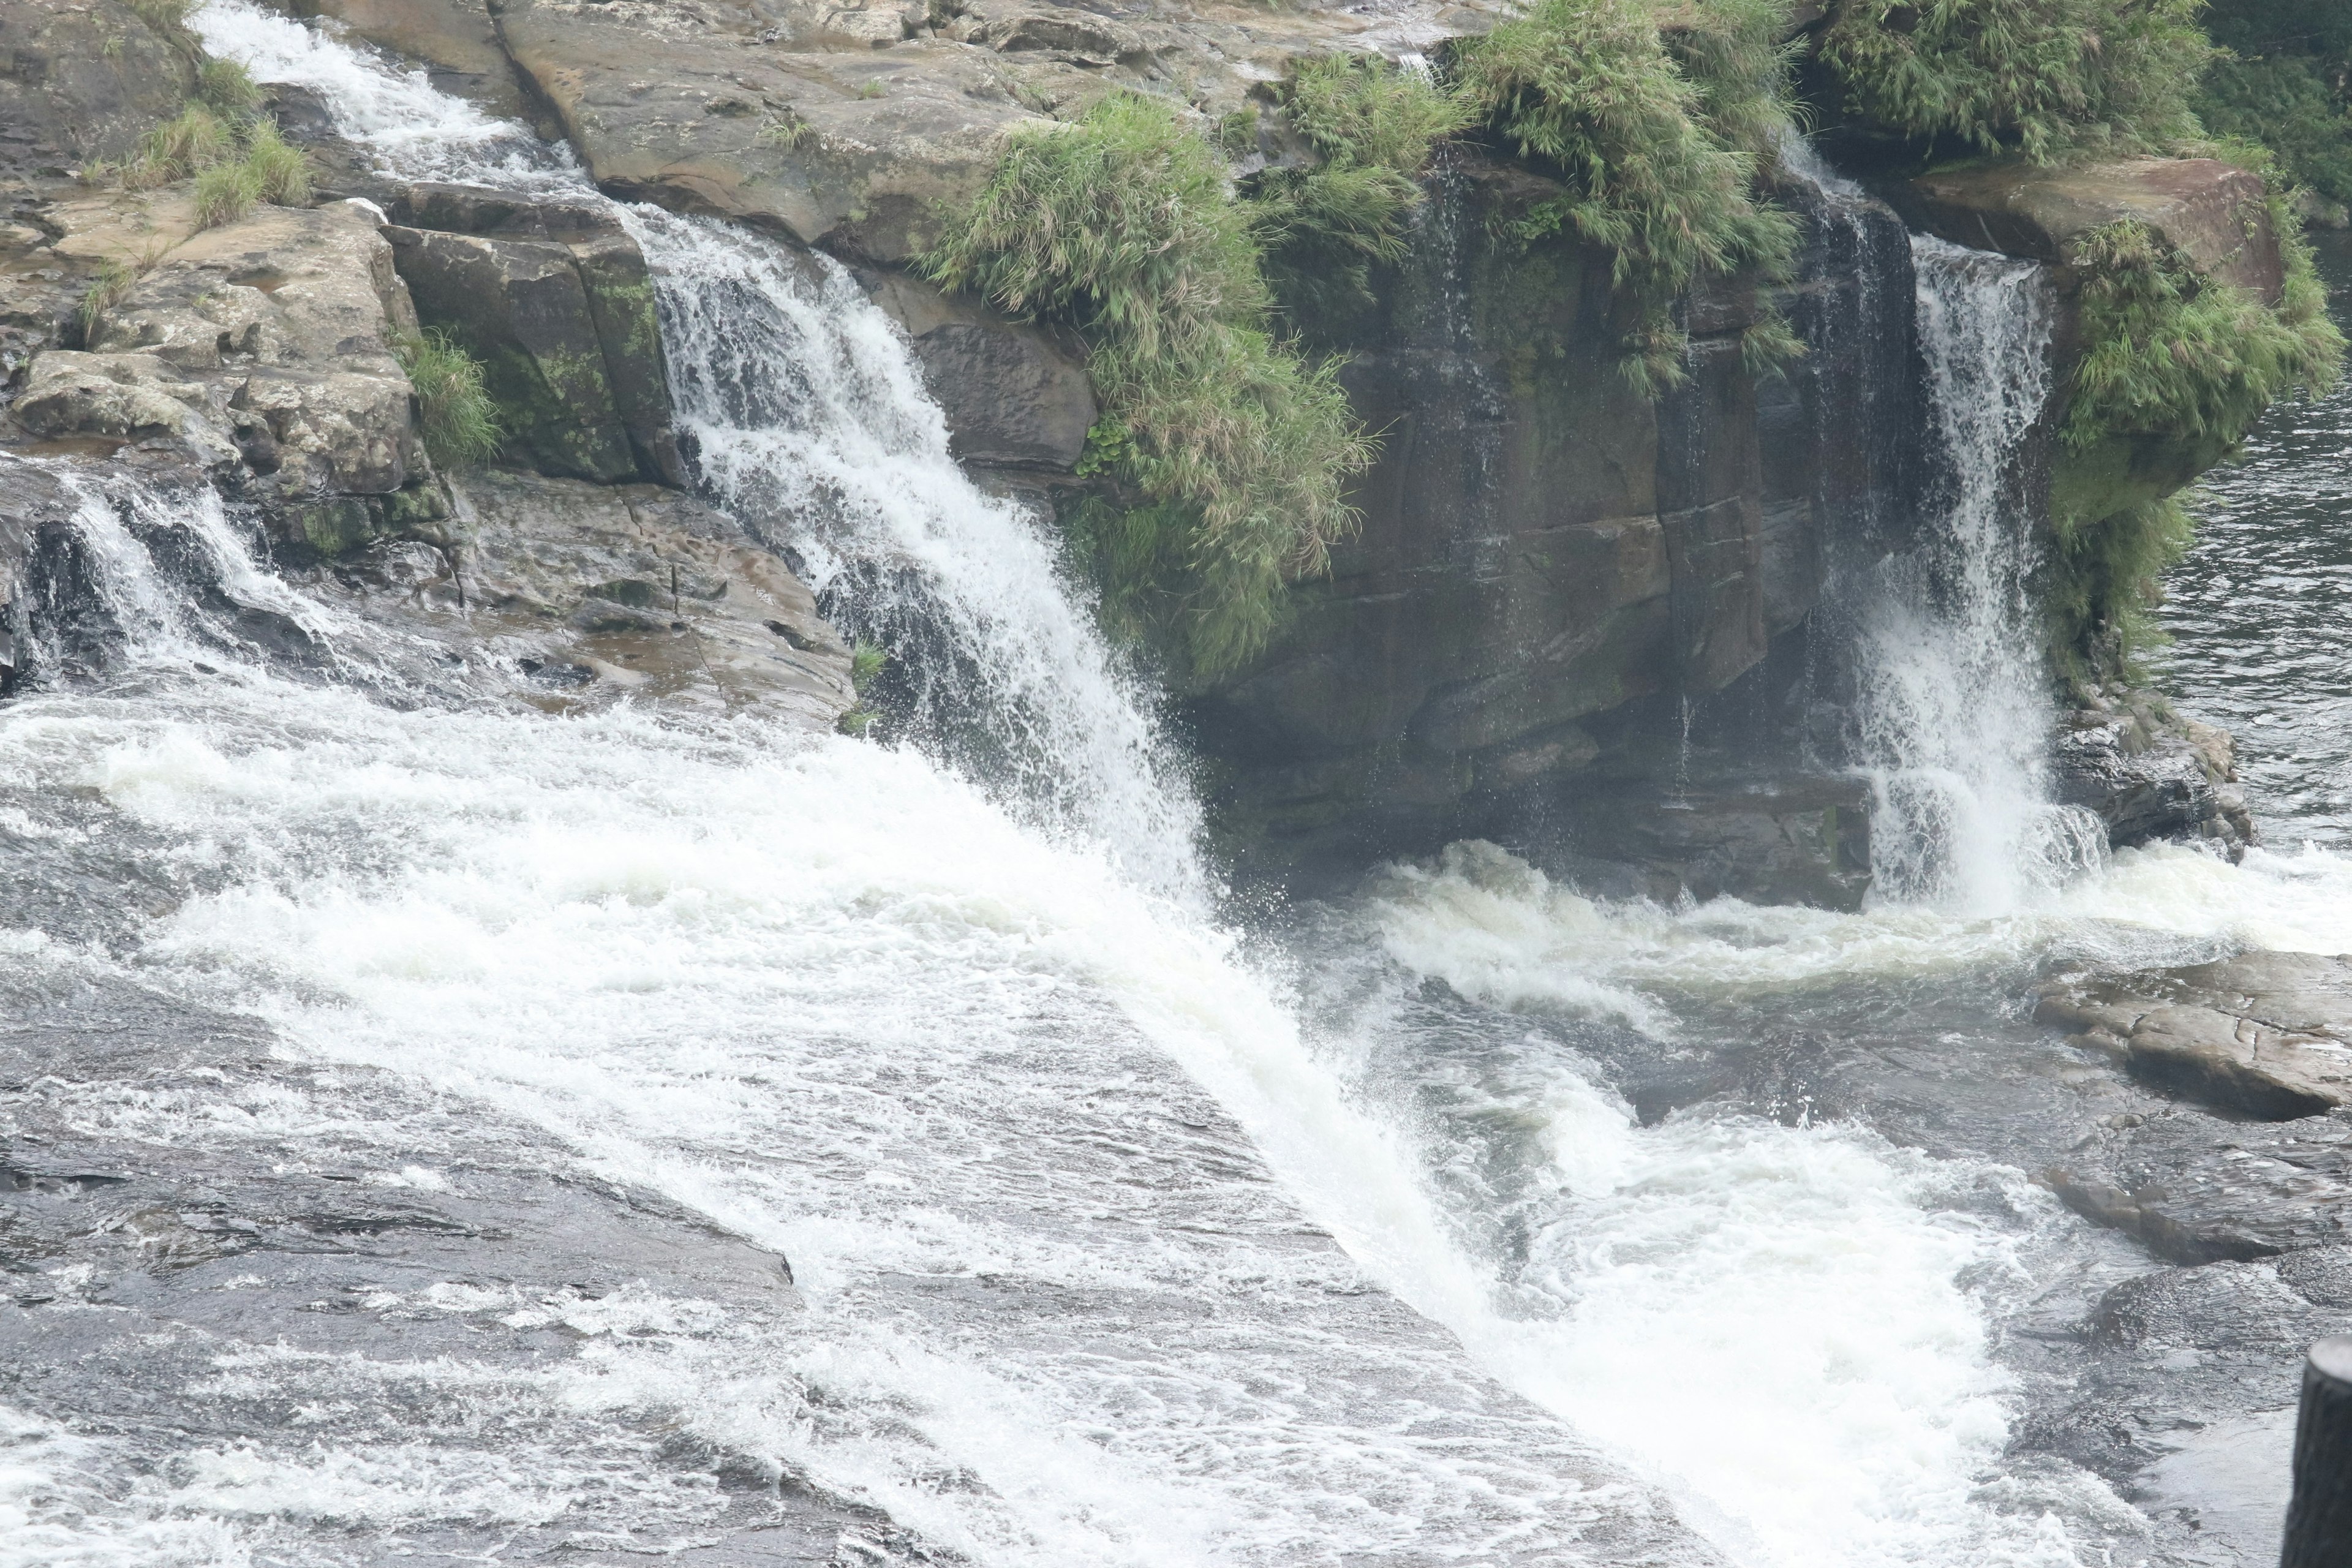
[2037,952,2352,1120]
[2046,1107,2352,1264]
[0,971,893,1564]
[312,466,858,725]
[383,182,682,484]
[13,194,443,555]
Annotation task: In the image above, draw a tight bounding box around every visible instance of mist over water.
[7,9,2346,1567]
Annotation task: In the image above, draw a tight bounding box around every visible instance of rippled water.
[2158,234,2352,846]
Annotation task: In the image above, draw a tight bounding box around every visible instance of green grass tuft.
[394,328,505,471]
[194,157,260,229]
[197,57,261,116]
[1453,0,1801,390]
[1250,54,1470,318]
[126,102,234,189]
[926,92,1375,675]
[241,117,312,205]
[2062,216,2343,455]
[77,258,144,339]
[1820,0,2212,164]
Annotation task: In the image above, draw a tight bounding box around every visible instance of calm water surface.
[2158,233,2352,846]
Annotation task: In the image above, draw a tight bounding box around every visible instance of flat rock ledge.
[2037,952,2352,1121]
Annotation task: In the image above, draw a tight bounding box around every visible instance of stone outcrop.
[321,469,856,726]
[1898,157,2285,303]
[15,194,444,556]
[0,0,195,183]
[382,182,682,484]
[2052,684,2254,853]
[2047,1107,2352,1265]
[862,268,1093,469]
[2038,952,2352,1120]
[1186,156,1921,899]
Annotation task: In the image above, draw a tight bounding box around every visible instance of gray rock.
[2053,695,2253,854]
[0,0,194,183]
[18,197,442,556]
[2037,952,2352,1120]
[2046,1107,2352,1264]
[320,467,857,728]
[862,268,1092,468]
[1898,158,2285,304]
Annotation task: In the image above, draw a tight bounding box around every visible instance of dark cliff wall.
[1186,152,1923,901]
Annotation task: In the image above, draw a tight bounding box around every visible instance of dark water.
[2158,234,2352,846]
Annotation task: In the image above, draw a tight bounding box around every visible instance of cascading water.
[1853,237,2107,910]
[16,9,2352,1568]
[619,211,1202,892]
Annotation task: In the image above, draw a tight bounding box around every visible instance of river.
[3,9,2350,1567]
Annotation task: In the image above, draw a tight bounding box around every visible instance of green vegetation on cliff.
[926,92,1376,675]
[2193,0,2352,210]
[2048,209,2343,665]
[1819,0,2212,162]
[1250,55,1469,318]
[1455,0,1802,390]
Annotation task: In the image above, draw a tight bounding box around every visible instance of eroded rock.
[320,468,856,726]
[2046,1107,2352,1264]
[2038,952,2352,1119]
[1900,157,2285,304]
[17,196,442,556]
[383,182,683,485]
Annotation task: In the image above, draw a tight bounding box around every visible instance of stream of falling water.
[8,7,2352,1567]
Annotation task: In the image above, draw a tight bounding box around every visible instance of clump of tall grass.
[2063,216,2342,455]
[1249,54,1470,317]
[1820,0,2212,163]
[926,92,1374,674]
[1452,0,1801,392]
[394,328,505,470]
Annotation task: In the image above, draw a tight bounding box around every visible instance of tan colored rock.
[1902,158,2285,303]
[2037,954,2352,1120]
[20,198,436,551]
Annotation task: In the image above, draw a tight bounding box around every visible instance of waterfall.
[620,211,1203,895]
[1853,237,2106,910]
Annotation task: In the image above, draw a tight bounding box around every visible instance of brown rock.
[1901,157,2285,303]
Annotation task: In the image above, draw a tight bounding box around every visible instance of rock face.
[382,183,682,484]
[2037,953,2352,1120]
[1186,156,1922,900]
[2047,1106,2352,1264]
[2053,688,2255,854]
[15,195,443,556]
[318,468,856,726]
[862,268,1093,469]
[0,0,195,183]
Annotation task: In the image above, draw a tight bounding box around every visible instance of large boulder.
[2038,952,2352,1120]
[0,0,195,183]
[1898,157,2285,304]
[15,196,442,556]
[382,183,682,486]
[2045,1106,2352,1264]
[488,0,1041,263]
[862,268,1093,468]
[2052,688,2253,854]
